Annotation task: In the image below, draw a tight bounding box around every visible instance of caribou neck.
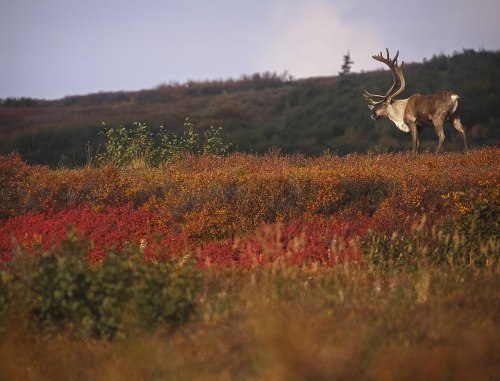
[387,98,410,133]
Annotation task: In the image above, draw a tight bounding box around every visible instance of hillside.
[1,49,499,167]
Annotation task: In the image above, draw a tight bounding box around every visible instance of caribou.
[363,49,468,153]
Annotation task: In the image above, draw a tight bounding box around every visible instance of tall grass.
[1,261,499,380]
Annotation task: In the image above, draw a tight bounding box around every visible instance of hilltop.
[1,49,499,167]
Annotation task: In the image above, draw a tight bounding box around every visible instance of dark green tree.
[339,51,354,76]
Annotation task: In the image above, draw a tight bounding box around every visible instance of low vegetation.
[96,119,231,167]
[0,146,499,380]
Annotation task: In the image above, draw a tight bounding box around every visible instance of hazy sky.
[1,0,499,99]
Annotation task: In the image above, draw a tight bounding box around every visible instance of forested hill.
[1,49,499,167]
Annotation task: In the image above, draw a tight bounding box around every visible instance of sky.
[1,0,499,100]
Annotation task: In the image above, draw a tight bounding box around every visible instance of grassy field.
[0,148,499,380]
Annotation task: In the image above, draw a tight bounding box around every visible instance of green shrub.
[3,231,201,339]
[97,119,232,167]
[362,230,423,272]
[96,122,155,167]
[363,215,500,271]
[5,230,92,334]
[434,213,499,268]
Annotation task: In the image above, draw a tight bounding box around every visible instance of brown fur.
[372,91,468,153]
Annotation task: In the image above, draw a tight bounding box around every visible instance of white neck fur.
[387,99,410,133]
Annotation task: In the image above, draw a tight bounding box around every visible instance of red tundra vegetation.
[0,149,498,381]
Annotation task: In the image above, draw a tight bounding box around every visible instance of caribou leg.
[416,126,423,153]
[433,118,446,154]
[452,116,468,152]
[409,123,419,153]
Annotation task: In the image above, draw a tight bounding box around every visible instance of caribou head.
[363,49,468,154]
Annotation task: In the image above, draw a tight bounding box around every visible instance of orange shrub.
[1,149,498,241]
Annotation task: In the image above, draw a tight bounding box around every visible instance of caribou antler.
[363,48,405,106]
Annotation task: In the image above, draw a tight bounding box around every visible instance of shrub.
[97,119,231,167]
[0,205,179,263]
[3,231,201,339]
[363,215,500,271]
[96,122,155,167]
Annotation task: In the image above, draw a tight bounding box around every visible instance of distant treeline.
[1,49,499,167]
[0,97,44,107]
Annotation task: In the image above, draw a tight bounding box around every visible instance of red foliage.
[1,149,498,267]
[1,205,372,267]
[197,216,371,268]
[0,205,185,263]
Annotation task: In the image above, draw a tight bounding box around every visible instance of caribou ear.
[368,104,375,110]
[387,97,394,104]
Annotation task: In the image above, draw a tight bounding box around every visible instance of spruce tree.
[339,51,354,76]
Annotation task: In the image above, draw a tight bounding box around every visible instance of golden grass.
[1,266,499,381]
